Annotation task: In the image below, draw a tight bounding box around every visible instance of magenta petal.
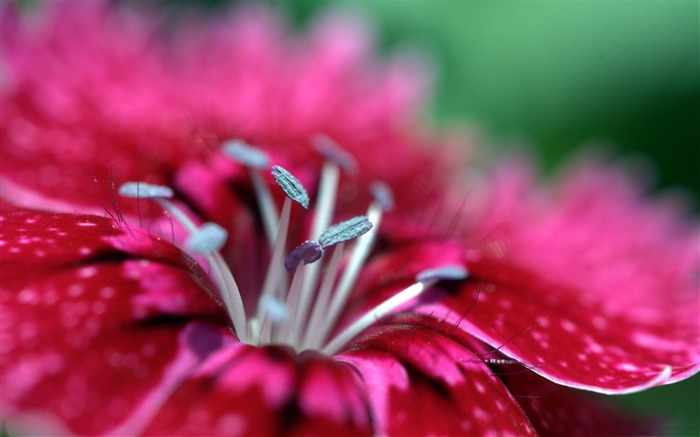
[497,361,664,436]
[1,207,125,271]
[339,318,536,436]
[1,208,227,434]
[1,207,222,313]
[351,240,466,303]
[417,258,699,394]
[2,1,462,224]
[1,2,189,212]
[2,312,222,436]
[144,344,372,436]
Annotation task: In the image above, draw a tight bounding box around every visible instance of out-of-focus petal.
[340,316,536,436]
[1,0,463,222]
[1,1,190,211]
[143,343,372,436]
[467,158,698,318]
[1,207,225,435]
[496,360,664,436]
[416,257,699,393]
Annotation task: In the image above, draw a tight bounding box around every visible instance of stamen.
[313,134,358,173]
[320,265,469,355]
[250,197,292,342]
[119,183,195,231]
[293,139,356,350]
[118,182,248,342]
[415,266,469,282]
[284,240,324,272]
[318,216,372,248]
[222,139,270,169]
[300,216,373,348]
[271,165,310,209]
[309,162,340,240]
[119,161,460,356]
[221,140,278,247]
[278,243,323,344]
[298,243,346,348]
[118,182,173,199]
[303,184,392,349]
[369,181,394,212]
[251,166,310,343]
[186,222,228,254]
[259,295,289,324]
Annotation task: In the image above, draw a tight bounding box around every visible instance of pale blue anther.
[187,222,228,254]
[313,134,357,173]
[284,240,323,272]
[370,181,394,212]
[318,216,372,248]
[271,165,310,209]
[118,182,173,199]
[259,295,289,324]
[222,140,270,169]
[415,266,469,283]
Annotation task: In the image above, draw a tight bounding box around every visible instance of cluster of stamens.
[119,137,467,355]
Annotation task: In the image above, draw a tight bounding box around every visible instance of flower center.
[119,137,467,355]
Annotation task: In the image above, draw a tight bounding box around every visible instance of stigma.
[119,137,467,355]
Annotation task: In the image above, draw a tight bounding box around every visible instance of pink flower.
[1,2,698,436]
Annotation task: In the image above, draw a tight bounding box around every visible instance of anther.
[272,165,310,209]
[313,134,358,173]
[299,217,373,347]
[318,216,373,248]
[251,166,311,343]
[187,222,228,254]
[370,181,394,212]
[222,139,270,169]
[416,266,469,283]
[284,241,324,272]
[221,141,278,247]
[118,182,173,199]
[259,295,289,325]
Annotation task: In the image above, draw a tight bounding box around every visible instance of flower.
[1,2,698,436]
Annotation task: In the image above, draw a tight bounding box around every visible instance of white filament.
[250,169,279,248]
[321,279,437,355]
[151,197,248,343]
[291,161,341,344]
[307,202,383,349]
[249,197,292,343]
[299,243,346,348]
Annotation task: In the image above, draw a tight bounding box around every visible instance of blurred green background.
[326,2,699,434]
[180,0,699,198]
[170,0,699,434]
